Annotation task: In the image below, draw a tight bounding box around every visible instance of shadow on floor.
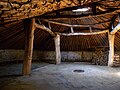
[0,74,22,78]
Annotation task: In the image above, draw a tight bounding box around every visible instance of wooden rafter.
[35,23,56,37]
[111,23,120,34]
[35,21,108,36]
[43,19,110,28]
[60,30,108,36]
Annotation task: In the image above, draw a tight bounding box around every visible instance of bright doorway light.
[116,72,120,76]
[72,7,90,12]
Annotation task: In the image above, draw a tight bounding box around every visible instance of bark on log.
[22,18,35,75]
[92,50,108,66]
[43,19,110,27]
[108,34,115,67]
[54,34,61,64]
[35,22,56,37]
[0,0,97,23]
[113,53,120,67]
[110,23,120,34]
[60,30,108,36]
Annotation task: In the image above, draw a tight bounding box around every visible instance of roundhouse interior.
[0,0,120,90]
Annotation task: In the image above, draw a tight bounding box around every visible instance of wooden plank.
[22,18,35,75]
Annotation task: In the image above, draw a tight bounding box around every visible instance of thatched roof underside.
[0,0,120,51]
[0,18,120,51]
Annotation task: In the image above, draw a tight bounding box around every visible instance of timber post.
[108,34,115,67]
[22,18,35,75]
[54,34,61,64]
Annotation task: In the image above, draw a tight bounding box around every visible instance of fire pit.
[73,69,85,73]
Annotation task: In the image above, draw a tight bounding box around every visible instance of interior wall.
[0,50,93,62]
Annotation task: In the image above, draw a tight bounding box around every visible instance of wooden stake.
[22,18,35,75]
[70,27,74,33]
[108,34,115,67]
[54,34,61,64]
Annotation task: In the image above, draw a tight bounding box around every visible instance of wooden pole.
[35,23,56,37]
[60,30,108,36]
[22,18,35,75]
[54,34,61,64]
[108,34,115,67]
[70,27,74,33]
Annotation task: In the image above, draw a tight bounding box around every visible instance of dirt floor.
[0,62,120,90]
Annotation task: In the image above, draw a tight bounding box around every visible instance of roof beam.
[35,23,56,37]
[110,23,120,34]
[35,21,108,36]
[109,14,118,31]
[60,30,108,36]
[43,19,109,28]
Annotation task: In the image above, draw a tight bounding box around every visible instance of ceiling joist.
[60,30,108,36]
[35,22,108,36]
[43,19,109,28]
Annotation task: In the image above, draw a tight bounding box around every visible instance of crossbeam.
[35,23,56,37]
[43,20,110,28]
[60,30,108,36]
[110,23,120,34]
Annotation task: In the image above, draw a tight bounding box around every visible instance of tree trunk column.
[54,34,61,64]
[22,18,35,75]
[108,34,115,67]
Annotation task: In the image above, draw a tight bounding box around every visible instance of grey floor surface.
[0,62,120,90]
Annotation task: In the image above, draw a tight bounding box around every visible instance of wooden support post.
[70,27,74,33]
[54,34,61,64]
[48,22,51,30]
[22,18,35,75]
[89,25,92,32]
[108,34,115,67]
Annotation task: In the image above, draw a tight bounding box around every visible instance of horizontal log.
[43,19,110,27]
[60,30,108,36]
[43,20,89,27]
[0,0,99,23]
[35,21,108,36]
